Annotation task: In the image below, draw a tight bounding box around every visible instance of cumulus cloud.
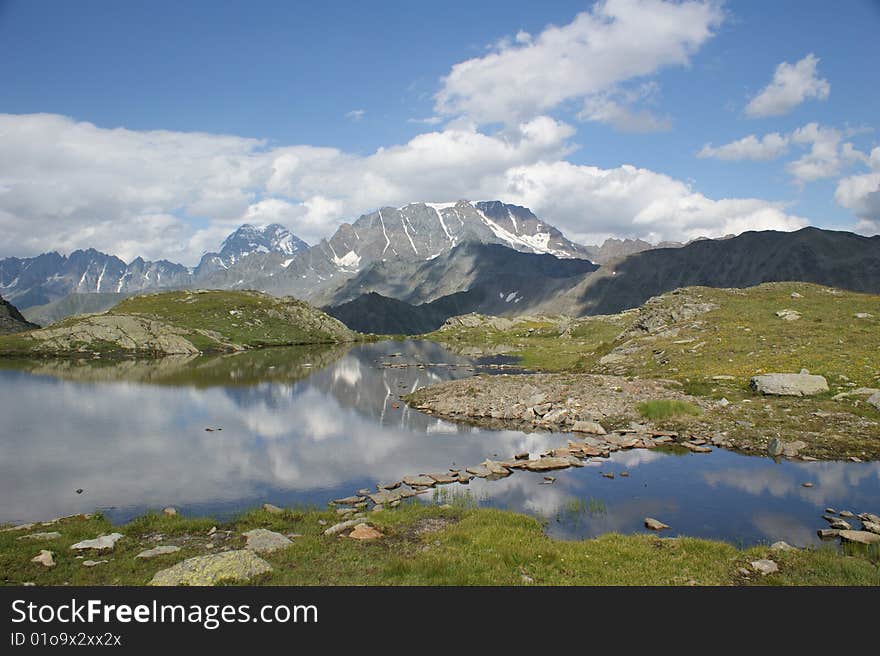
[578,82,672,133]
[745,53,830,118]
[698,122,873,189]
[698,132,789,161]
[434,0,723,125]
[498,160,808,245]
[0,111,813,263]
[835,147,880,233]
[345,109,365,121]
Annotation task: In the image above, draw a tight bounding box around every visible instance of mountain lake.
[1,339,878,548]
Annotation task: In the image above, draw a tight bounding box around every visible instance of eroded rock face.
[750,373,829,397]
[148,550,272,586]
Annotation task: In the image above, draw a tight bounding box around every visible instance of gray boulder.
[750,373,829,397]
[868,392,880,411]
[148,550,272,586]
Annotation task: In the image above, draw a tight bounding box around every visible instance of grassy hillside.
[0,290,359,358]
[423,282,880,459]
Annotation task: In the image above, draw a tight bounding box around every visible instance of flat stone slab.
[136,545,182,559]
[402,475,436,488]
[149,550,272,586]
[333,496,365,506]
[522,457,572,472]
[242,529,293,554]
[466,465,492,478]
[368,489,402,505]
[426,473,458,484]
[70,533,124,551]
[644,518,670,531]
[17,532,61,541]
[750,373,829,397]
[571,420,607,434]
[838,530,880,545]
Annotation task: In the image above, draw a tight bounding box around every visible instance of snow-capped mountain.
[0,249,190,309]
[194,223,308,276]
[0,201,592,314]
[316,200,589,272]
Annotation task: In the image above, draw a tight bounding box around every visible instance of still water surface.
[1,340,877,547]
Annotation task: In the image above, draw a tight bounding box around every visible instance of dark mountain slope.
[545,227,880,316]
[0,295,39,333]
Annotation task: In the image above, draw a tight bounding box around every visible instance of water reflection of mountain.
[0,343,353,388]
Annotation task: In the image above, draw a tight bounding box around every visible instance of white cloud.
[745,53,830,118]
[345,109,365,121]
[786,122,859,184]
[578,82,672,133]
[835,147,880,234]
[698,122,873,189]
[0,112,813,263]
[497,160,808,245]
[698,132,789,161]
[435,0,723,125]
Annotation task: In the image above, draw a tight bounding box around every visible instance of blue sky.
[0,0,878,263]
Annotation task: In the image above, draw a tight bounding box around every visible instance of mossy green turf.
[424,315,626,372]
[423,282,880,460]
[2,505,877,586]
[638,399,702,421]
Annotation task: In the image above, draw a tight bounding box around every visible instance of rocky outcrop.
[407,372,703,431]
[29,315,202,355]
[750,373,830,397]
[0,295,38,334]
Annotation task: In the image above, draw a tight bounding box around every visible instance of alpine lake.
[2,339,878,548]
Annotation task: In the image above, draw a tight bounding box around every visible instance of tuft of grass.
[637,399,703,421]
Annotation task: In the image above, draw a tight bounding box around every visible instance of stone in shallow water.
[242,529,293,554]
[817,528,840,539]
[751,559,779,575]
[402,475,435,488]
[522,457,572,472]
[571,420,607,435]
[426,473,458,484]
[368,489,402,505]
[31,550,55,567]
[644,518,669,531]
[70,533,124,551]
[136,545,182,559]
[770,541,797,552]
[838,530,880,545]
[333,496,365,506]
[466,464,492,478]
[149,550,272,586]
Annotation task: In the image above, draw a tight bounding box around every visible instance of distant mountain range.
[3,200,595,313]
[3,200,879,335]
